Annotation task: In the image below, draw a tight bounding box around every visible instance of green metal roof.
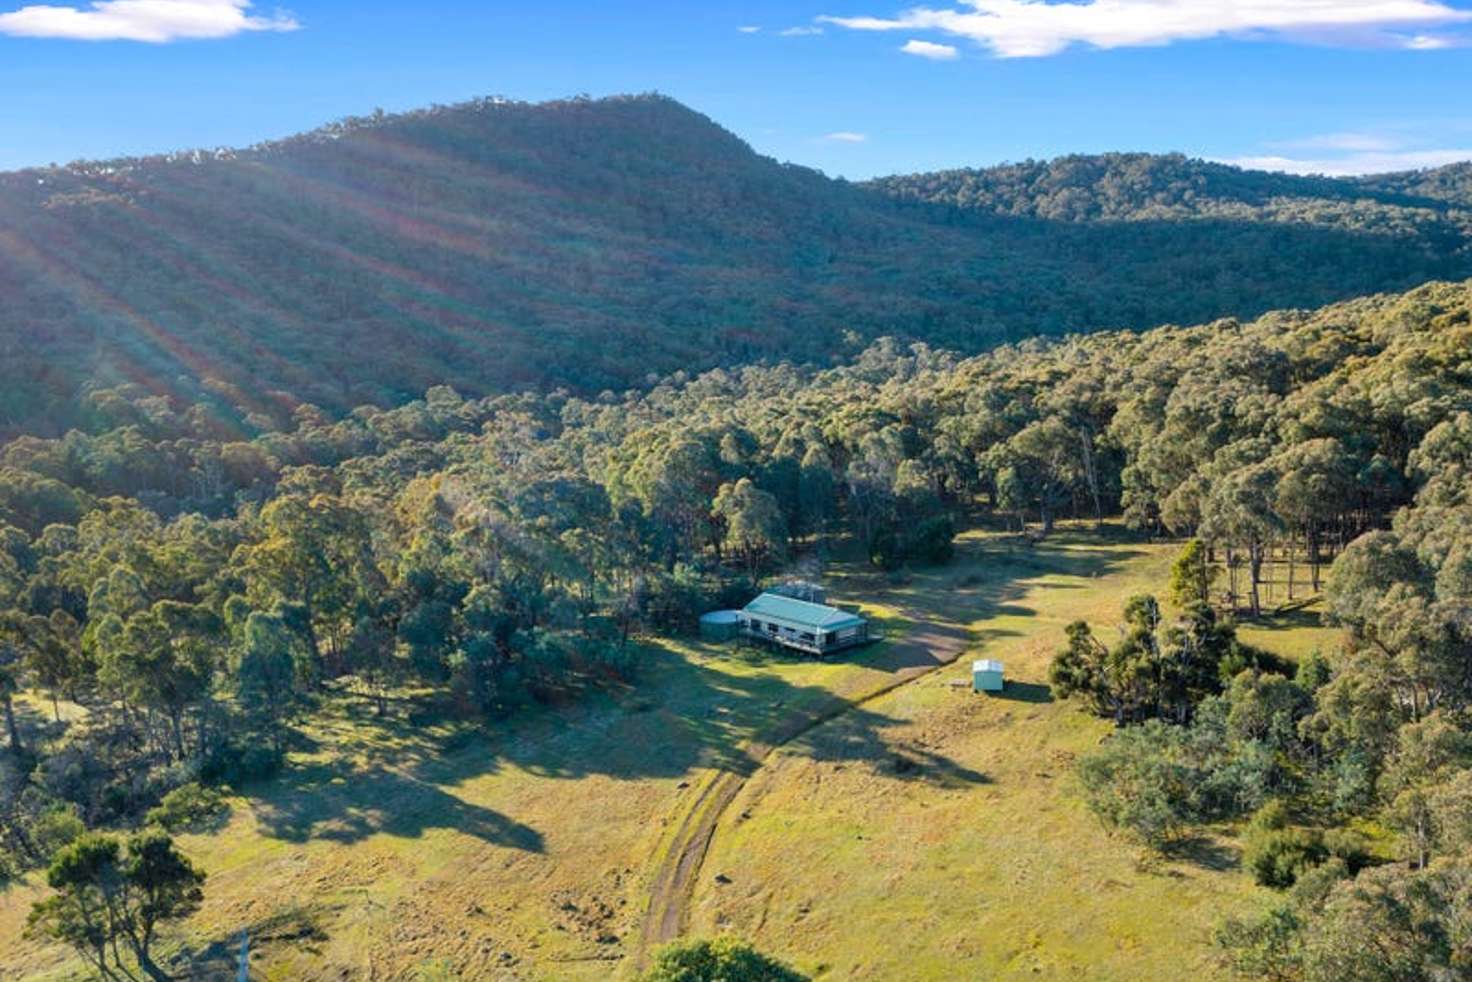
[742,592,865,630]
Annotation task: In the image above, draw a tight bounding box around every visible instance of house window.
[767,622,778,634]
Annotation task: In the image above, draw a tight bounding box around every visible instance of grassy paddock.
[0,526,1334,979]
[687,529,1327,980]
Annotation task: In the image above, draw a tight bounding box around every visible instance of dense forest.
[5,95,1472,440]
[868,152,1472,221]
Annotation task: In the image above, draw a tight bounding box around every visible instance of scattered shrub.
[29,806,85,861]
[912,514,956,564]
[642,936,807,982]
[1076,721,1200,849]
[145,783,228,832]
[1245,827,1326,888]
[1213,903,1304,980]
[1320,828,1375,875]
[1241,801,1327,888]
[200,742,285,788]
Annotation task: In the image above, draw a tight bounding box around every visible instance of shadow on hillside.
[13,701,71,749]
[1163,834,1240,874]
[993,682,1054,705]
[173,903,331,978]
[244,530,1139,845]
[783,702,992,789]
[1241,606,1326,632]
[250,757,544,851]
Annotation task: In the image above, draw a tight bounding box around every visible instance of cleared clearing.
[0,526,1326,980]
[689,529,1279,979]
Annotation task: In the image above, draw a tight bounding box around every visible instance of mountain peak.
[1,96,1469,439]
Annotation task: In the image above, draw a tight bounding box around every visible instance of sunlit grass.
[0,525,1337,980]
[688,529,1323,980]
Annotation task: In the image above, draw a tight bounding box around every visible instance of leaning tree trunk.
[133,936,170,982]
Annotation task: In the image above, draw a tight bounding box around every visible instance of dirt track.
[632,622,974,964]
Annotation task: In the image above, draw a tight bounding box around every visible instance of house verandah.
[736,592,869,655]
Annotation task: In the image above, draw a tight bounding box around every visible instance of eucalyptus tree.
[987,417,1080,533]
[235,482,384,679]
[1199,459,1284,617]
[26,830,204,981]
[711,478,787,578]
[0,624,21,755]
[1272,438,1358,594]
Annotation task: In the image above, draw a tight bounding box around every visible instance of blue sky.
[2,0,1471,178]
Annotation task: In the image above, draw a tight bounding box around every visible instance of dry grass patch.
[689,530,1326,980]
[0,527,1335,979]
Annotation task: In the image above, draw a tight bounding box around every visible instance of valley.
[1,524,1329,979]
[1,77,1470,982]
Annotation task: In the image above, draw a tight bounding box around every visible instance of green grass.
[688,529,1282,979]
[0,526,1338,980]
[1237,601,1341,663]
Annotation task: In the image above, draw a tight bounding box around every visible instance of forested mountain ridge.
[1359,160,1472,207]
[3,94,1472,441]
[867,152,1472,223]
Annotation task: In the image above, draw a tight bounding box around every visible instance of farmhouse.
[737,592,869,655]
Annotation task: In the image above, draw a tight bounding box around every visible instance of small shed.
[700,610,742,643]
[973,659,1005,693]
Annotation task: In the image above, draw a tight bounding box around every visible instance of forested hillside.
[3,276,1472,975]
[4,95,1472,440]
[0,277,1467,833]
[869,152,1472,222]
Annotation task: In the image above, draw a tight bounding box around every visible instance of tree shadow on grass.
[985,604,1038,619]
[249,757,544,851]
[172,903,332,978]
[1163,834,1240,873]
[247,702,544,849]
[783,703,993,789]
[241,528,1140,849]
[13,700,70,749]
[991,682,1054,705]
[866,534,1143,624]
[1241,606,1326,632]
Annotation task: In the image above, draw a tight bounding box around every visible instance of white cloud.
[0,0,296,41]
[825,131,869,143]
[901,37,960,58]
[737,24,761,33]
[820,0,1472,58]
[1221,147,1472,175]
[780,25,824,36]
[1225,126,1472,174]
[1276,131,1403,152]
[1403,31,1456,46]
